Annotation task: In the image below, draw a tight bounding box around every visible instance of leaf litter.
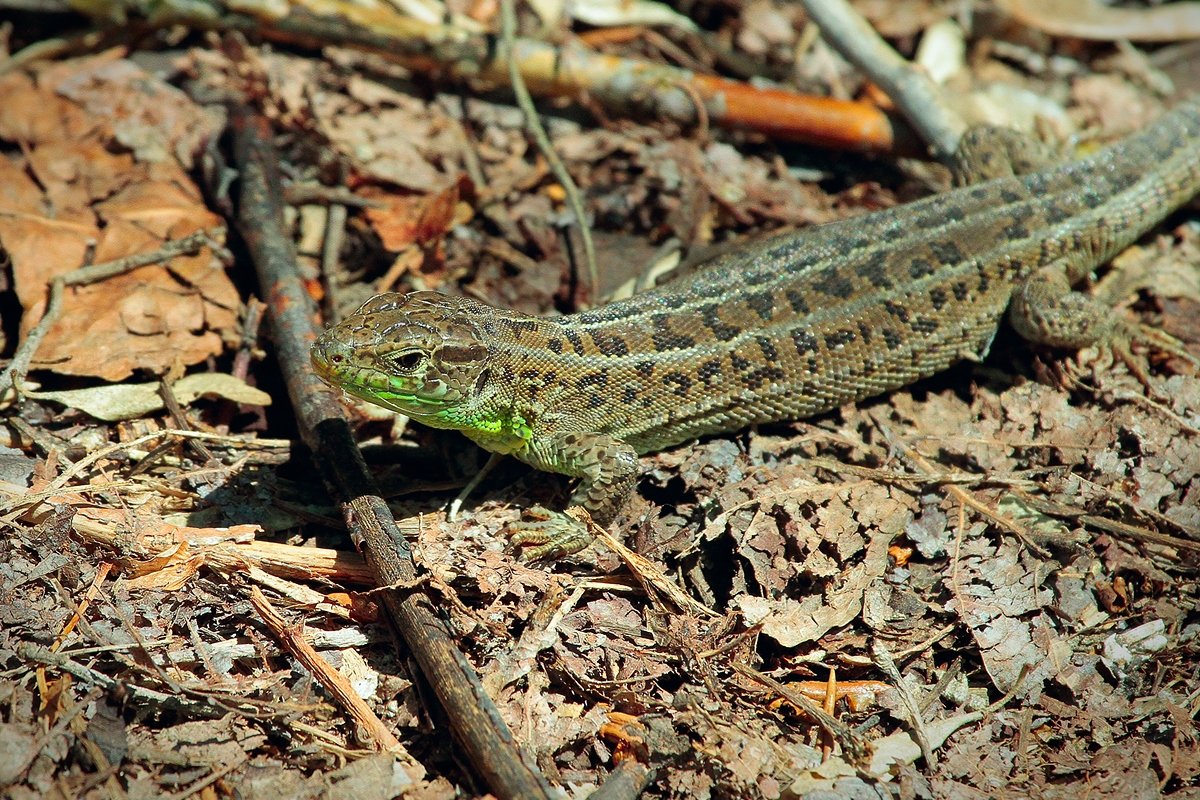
[2,8,1200,800]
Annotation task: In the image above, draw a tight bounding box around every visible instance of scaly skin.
[312,97,1200,558]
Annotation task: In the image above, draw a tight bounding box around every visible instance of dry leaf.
[25,373,271,421]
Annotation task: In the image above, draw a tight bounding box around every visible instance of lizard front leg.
[508,430,640,560]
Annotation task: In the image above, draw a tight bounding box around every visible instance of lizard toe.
[506,506,596,561]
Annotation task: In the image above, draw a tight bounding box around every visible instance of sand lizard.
[312,96,1200,559]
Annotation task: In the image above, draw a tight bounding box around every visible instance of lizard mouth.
[311,336,455,414]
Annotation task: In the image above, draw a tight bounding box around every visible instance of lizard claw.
[506,506,597,561]
[1050,319,1197,397]
[1105,320,1197,393]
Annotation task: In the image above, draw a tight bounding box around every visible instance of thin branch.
[799,0,965,161]
[54,1,920,155]
[498,0,598,301]
[229,104,555,800]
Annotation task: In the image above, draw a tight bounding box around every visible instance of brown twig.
[731,662,871,768]
[586,759,655,800]
[228,104,554,800]
[498,0,599,302]
[886,432,1055,558]
[870,639,936,770]
[798,0,965,161]
[156,2,920,155]
[248,587,413,759]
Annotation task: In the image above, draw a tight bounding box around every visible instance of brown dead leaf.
[52,52,223,168]
[0,56,236,381]
[121,541,204,591]
[735,528,892,648]
[998,0,1200,41]
[310,71,463,191]
[945,531,1065,698]
[361,176,474,252]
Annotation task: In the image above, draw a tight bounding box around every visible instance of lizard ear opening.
[474,367,491,395]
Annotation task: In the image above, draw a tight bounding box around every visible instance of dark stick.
[228,104,555,800]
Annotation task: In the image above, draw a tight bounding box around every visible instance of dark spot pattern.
[594,335,629,357]
[745,291,776,321]
[929,241,963,265]
[785,289,810,315]
[1043,201,1071,224]
[908,258,935,279]
[635,360,656,378]
[884,300,910,323]
[564,329,585,353]
[792,330,818,356]
[520,369,541,397]
[766,238,806,264]
[742,366,785,389]
[813,269,856,299]
[652,329,697,351]
[744,268,775,287]
[912,317,939,335]
[503,320,538,340]
[661,294,689,309]
[929,287,948,310]
[701,304,742,341]
[825,329,856,349]
[1004,222,1031,239]
[574,310,607,325]
[576,371,609,390]
[697,358,723,384]
[756,337,778,362]
[857,250,894,289]
[662,372,693,397]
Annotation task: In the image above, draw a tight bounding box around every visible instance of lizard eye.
[388,350,425,372]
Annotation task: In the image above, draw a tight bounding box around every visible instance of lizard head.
[311,291,496,429]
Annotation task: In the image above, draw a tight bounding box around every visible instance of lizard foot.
[506,506,596,561]
[1103,321,1196,392]
[1053,320,1198,396]
[1128,322,1200,373]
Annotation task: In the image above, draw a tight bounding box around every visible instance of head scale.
[311,292,494,426]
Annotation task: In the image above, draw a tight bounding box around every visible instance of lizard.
[312,95,1200,560]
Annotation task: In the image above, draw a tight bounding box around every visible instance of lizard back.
[475,98,1200,453]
